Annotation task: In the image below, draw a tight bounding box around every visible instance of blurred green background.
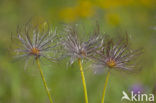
[0,0,156,103]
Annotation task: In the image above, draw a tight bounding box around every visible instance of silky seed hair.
[13,21,59,69]
[92,35,143,73]
[62,25,103,65]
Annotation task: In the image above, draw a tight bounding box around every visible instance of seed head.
[13,21,58,69]
[62,25,103,64]
[92,35,143,73]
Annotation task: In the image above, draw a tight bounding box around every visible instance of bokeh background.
[0,0,156,103]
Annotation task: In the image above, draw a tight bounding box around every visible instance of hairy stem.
[78,58,88,103]
[101,71,110,103]
[36,58,53,103]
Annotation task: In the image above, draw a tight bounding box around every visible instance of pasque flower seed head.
[14,21,59,69]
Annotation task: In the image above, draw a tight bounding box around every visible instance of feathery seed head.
[92,35,143,73]
[13,21,59,69]
[62,25,103,64]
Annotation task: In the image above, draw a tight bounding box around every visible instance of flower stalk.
[78,58,88,103]
[36,58,53,103]
[101,71,110,103]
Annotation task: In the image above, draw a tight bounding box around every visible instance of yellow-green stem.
[101,71,110,103]
[78,58,88,103]
[36,58,53,103]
